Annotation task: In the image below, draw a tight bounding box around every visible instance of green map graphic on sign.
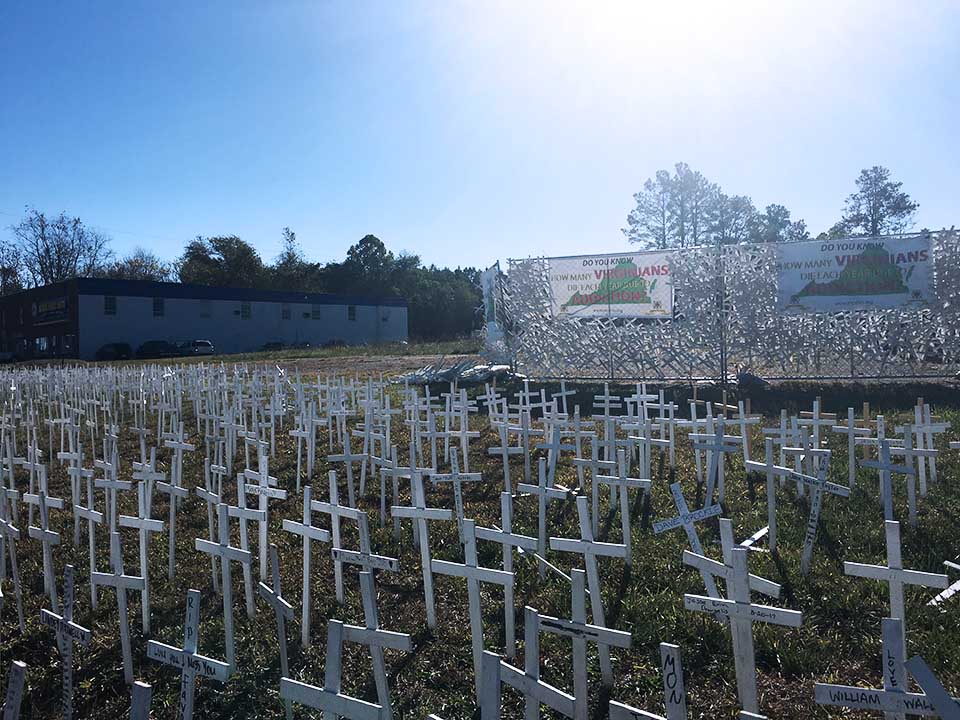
[562,260,654,310]
[792,245,909,302]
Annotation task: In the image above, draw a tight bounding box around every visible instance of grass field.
[1,367,958,719]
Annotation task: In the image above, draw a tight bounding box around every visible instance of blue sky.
[1,1,957,270]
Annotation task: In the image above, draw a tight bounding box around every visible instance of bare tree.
[10,207,114,287]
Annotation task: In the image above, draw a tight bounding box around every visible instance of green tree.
[623,170,671,249]
[842,166,918,236]
[711,193,758,244]
[176,235,267,287]
[103,247,172,282]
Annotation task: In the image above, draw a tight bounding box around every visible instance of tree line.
[0,220,482,341]
[623,164,919,249]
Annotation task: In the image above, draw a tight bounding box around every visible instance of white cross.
[195,502,252,669]
[690,419,740,505]
[861,439,915,524]
[0,508,24,632]
[488,423,525,494]
[652,482,722,597]
[744,437,794,554]
[683,547,802,715]
[280,619,385,720]
[227,477,263,618]
[314,470,363,604]
[595,448,650,567]
[476,491,538,659]
[431,447,482,543]
[791,454,849,574]
[119,481,164,634]
[929,560,960,607]
[844,520,948,662]
[2,659,26,720]
[815,616,959,719]
[903,655,960,720]
[391,469,453,629]
[157,470,189,581]
[257,543,294,720]
[281,485,331,647]
[831,407,871,488]
[499,605,576,719]
[244,454,287,578]
[147,588,231,720]
[40,565,91,720]
[91,531,144,684]
[549,495,625,686]
[519,457,574,575]
[27,491,60,612]
[432,518,514,701]
[327,431,363,508]
[538,568,632,720]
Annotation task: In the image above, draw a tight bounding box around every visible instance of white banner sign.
[547,252,673,318]
[776,236,932,313]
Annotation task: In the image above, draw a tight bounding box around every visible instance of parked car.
[190,340,215,356]
[95,343,133,361]
[135,340,178,359]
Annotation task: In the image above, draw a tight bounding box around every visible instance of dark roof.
[6,277,406,307]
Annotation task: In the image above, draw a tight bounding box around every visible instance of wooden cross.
[281,485,331,647]
[731,401,761,463]
[652,482,722,597]
[257,544,294,720]
[572,442,614,537]
[313,470,359,604]
[331,508,400,575]
[2,660,26,720]
[831,407,871,488]
[609,643,687,720]
[74,470,104,610]
[683,547,802,715]
[499,606,576,719]
[432,518,514,701]
[549,495,626,686]
[391,469,453,629]
[844,520,948,661]
[690,419,740,505]
[595,448,650,567]
[119,481,164,634]
[40,565,91,720]
[280,619,385,720]
[147,589,231,720]
[929,560,960,607]
[327,430,363,507]
[195,502,252,669]
[91,531,144,684]
[538,568,633,720]
[592,383,623,420]
[890,424,938,525]
[243,453,287,578]
[815,617,959,718]
[903,655,960,720]
[791,454,849,574]
[744,438,793,553]
[153,468,187,582]
[860,432,917,522]
[227,478,263,617]
[0,510,24,632]
[430,447,482,543]
[476,491,538,660]
[487,423,524,494]
[519,458,574,574]
[535,424,576,488]
[355,570,412,720]
[27,491,60,612]
[197,456,224,594]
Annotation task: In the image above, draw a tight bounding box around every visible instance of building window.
[240,301,251,319]
[311,304,322,320]
[199,300,211,318]
[281,303,291,320]
[104,296,117,315]
[153,297,165,317]
[347,305,357,322]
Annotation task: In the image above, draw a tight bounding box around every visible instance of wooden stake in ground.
[40,565,91,720]
[538,569,632,720]
[129,681,152,720]
[227,478,263,618]
[744,438,793,554]
[432,518,514,702]
[147,589,231,720]
[519,458,573,577]
[683,548,802,715]
[257,544,294,720]
[0,505,25,632]
[28,491,60,613]
[281,485,330,647]
[243,453,287,578]
[91,531,145,684]
[595,448,650,568]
